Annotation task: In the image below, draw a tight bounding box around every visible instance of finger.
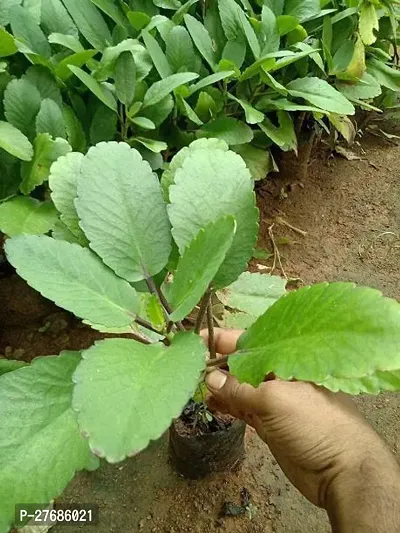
[205,370,264,414]
[200,328,243,355]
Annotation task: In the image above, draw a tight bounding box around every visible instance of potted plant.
[1,138,400,532]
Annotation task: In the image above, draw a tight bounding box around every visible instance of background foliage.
[0,0,399,235]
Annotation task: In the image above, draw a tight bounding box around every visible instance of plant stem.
[195,290,211,334]
[129,330,154,345]
[135,316,162,335]
[206,354,229,368]
[145,276,185,332]
[207,299,216,360]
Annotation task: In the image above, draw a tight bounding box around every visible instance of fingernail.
[206,370,227,391]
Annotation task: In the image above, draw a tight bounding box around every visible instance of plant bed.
[169,402,246,479]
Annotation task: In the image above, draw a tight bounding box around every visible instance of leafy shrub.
[0,0,399,235]
[1,139,400,532]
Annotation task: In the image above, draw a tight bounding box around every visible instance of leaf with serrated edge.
[0,198,57,237]
[20,134,71,195]
[168,144,258,289]
[318,369,400,395]
[230,283,400,387]
[72,333,206,462]
[0,121,33,161]
[218,272,286,316]
[0,352,93,533]
[76,142,171,281]
[49,151,87,244]
[5,235,139,328]
[169,216,236,322]
[4,78,42,138]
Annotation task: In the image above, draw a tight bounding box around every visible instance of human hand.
[203,328,395,510]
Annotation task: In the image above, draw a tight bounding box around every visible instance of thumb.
[205,370,263,414]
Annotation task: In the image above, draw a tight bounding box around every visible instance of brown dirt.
[2,134,399,533]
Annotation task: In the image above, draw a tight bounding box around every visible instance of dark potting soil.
[177,401,234,437]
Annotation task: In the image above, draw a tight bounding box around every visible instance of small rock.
[139,519,145,529]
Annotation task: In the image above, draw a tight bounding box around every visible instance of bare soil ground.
[1,135,399,533]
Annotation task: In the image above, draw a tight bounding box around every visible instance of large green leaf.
[4,78,42,138]
[69,65,117,112]
[259,111,297,152]
[337,72,381,100]
[54,49,98,81]
[95,40,152,82]
[142,30,172,79]
[184,14,218,70]
[189,71,234,95]
[10,5,51,58]
[73,333,206,462]
[284,0,320,22]
[0,197,57,236]
[76,142,171,281]
[91,0,128,27]
[0,121,33,161]
[232,144,273,181]
[228,94,264,124]
[63,104,87,152]
[230,283,400,393]
[169,216,236,322]
[115,51,136,107]
[49,151,87,243]
[168,143,258,288]
[218,271,286,317]
[0,27,17,57]
[318,369,400,395]
[197,118,253,145]
[24,65,62,106]
[0,0,21,27]
[0,359,26,376]
[0,353,93,533]
[359,1,378,45]
[367,58,400,92]
[165,26,199,73]
[143,72,199,107]
[61,0,112,50]
[287,77,355,115]
[35,98,66,138]
[90,104,117,144]
[20,133,71,194]
[5,235,139,327]
[40,0,78,37]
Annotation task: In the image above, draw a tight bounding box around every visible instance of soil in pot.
[169,401,246,479]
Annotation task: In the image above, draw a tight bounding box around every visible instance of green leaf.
[177,96,203,126]
[134,137,167,152]
[197,118,253,145]
[237,6,260,58]
[0,121,33,161]
[90,104,117,144]
[222,40,246,68]
[0,197,57,236]
[287,77,355,115]
[284,0,320,23]
[54,49,98,81]
[218,0,244,41]
[165,26,198,73]
[232,144,273,181]
[142,30,172,79]
[91,0,128,28]
[276,15,298,35]
[131,116,156,130]
[94,40,152,82]
[143,72,199,107]
[0,27,17,57]
[5,235,139,327]
[0,359,26,376]
[359,1,378,45]
[367,58,400,92]
[0,0,21,27]
[9,5,51,58]
[61,0,112,50]
[4,78,42,138]
[189,71,234,95]
[146,294,165,329]
[184,14,218,71]
[261,5,280,54]
[115,51,136,107]
[72,333,206,462]
[169,216,236,322]
[49,151,87,243]
[337,72,381,100]
[259,111,297,152]
[218,271,286,317]
[40,0,78,37]
[24,66,62,106]
[69,65,117,113]
[76,142,171,281]
[169,142,258,288]
[230,283,400,391]
[227,94,264,124]
[35,98,66,139]
[318,369,400,395]
[20,134,71,195]
[172,0,199,23]
[0,353,93,533]
[48,32,83,52]
[252,247,272,260]
[62,104,87,152]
